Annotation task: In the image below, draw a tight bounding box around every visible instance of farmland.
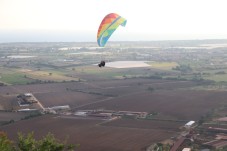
[1,41,227,150]
[75,87,227,121]
[1,115,176,151]
[0,111,30,125]
[0,78,227,150]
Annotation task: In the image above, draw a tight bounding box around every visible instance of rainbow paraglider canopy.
[97,13,127,47]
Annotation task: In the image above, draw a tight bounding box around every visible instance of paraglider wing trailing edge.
[97,13,127,47]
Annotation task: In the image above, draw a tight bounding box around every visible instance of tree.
[172,64,192,73]
[0,131,78,151]
[17,132,36,151]
[0,131,14,151]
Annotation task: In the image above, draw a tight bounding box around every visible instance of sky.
[0,0,227,42]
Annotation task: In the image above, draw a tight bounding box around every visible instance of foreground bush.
[0,131,78,151]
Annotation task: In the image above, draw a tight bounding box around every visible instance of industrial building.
[185,121,195,129]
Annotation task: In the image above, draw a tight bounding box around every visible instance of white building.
[185,121,195,128]
[74,111,87,116]
[182,148,191,151]
[50,105,70,110]
[18,108,38,112]
[24,93,32,97]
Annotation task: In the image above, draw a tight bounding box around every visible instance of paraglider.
[97,13,127,47]
[97,13,127,67]
[98,60,105,67]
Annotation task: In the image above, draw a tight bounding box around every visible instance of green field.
[148,62,178,70]
[0,66,81,85]
[24,70,79,82]
[203,74,227,82]
[0,73,34,85]
[198,69,227,82]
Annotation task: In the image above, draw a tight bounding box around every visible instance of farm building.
[74,111,87,116]
[17,93,38,105]
[216,134,227,140]
[50,105,70,110]
[18,108,38,112]
[24,93,32,97]
[207,127,227,133]
[88,113,112,119]
[185,121,195,128]
[182,148,191,151]
[203,140,227,149]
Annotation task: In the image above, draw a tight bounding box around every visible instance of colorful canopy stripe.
[97,13,127,47]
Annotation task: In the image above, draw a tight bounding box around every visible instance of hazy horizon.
[1,0,227,42]
[1,30,227,43]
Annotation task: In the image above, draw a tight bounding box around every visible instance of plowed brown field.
[1,115,176,151]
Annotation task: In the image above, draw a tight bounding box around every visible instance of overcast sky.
[0,0,227,42]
